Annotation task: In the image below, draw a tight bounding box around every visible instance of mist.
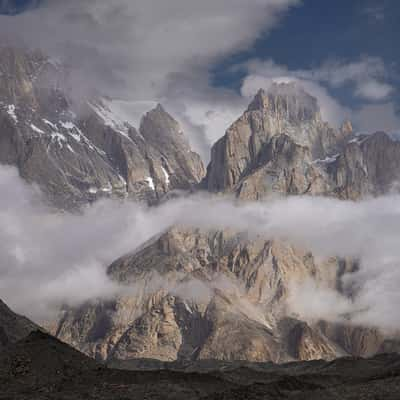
[1,165,400,332]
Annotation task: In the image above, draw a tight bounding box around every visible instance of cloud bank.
[1,166,400,333]
[0,0,295,160]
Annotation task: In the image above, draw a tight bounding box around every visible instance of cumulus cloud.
[354,80,393,101]
[0,0,299,157]
[239,57,398,132]
[1,1,397,157]
[241,72,350,127]
[2,166,400,332]
[353,102,400,135]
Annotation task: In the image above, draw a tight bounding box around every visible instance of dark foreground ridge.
[1,330,400,399]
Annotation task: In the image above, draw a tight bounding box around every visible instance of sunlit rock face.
[0,46,205,209]
[55,83,400,364]
[205,82,400,201]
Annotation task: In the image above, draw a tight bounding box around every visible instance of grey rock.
[0,46,205,209]
[55,84,400,365]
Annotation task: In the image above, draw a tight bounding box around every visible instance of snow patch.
[7,105,18,123]
[50,132,67,148]
[59,120,106,156]
[161,166,170,186]
[183,301,193,314]
[348,135,369,145]
[101,184,112,193]
[118,174,127,185]
[313,154,340,164]
[89,100,133,142]
[51,132,67,142]
[43,119,57,130]
[145,177,155,191]
[59,121,75,130]
[30,124,45,135]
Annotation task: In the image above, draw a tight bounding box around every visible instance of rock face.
[0,46,204,209]
[55,83,400,365]
[56,227,350,363]
[205,83,400,200]
[205,84,345,198]
[0,299,38,350]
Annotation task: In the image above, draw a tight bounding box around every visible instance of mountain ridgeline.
[1,46,400,368]
[0,46,204,209]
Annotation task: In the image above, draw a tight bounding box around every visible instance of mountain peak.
[247,88,269,111]
[154,103,165,113]
[247,82,320,123]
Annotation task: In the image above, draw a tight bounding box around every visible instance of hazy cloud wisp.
[1,166,400,332]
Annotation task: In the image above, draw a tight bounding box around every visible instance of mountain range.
[1,44,400,398]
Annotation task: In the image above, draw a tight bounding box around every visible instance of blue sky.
[213,0,399,110]
[0,0,40,14]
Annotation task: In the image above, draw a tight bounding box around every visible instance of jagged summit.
[0,45,205,208]
[205,83,341,194]
[247,83,320,123]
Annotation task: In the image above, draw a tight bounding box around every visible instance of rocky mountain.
[54,82,400,365]
[0,299,38,350]
[0,46,204,209]
[205,83,400,200]
[2,329,400,399]
[56,228,343,362]
[2,46,400,367]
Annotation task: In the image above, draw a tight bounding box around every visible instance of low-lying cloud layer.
[1,166,400,333]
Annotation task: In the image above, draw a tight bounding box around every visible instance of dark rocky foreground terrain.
[1,330,400,399]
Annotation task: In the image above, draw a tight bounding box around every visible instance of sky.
[0,0,399,160]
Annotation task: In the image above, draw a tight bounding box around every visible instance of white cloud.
[355,80,393,101]
[2,166,400,332]
[241,73,350,127]
[0,0,299,158]
[310,58,393,101]
[353,102,400,134]
[1,1,396,157]
[0,0,299,99]
[238,57,398,132]
[242,56,394,101]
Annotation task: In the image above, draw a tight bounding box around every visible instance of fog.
[1,166,400,332]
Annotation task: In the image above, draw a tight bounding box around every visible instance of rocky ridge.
[0,46,204,209]
[0,299,38,350]
[205,84,400,200]
[2,328,400,399]
[55,83,400,365]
